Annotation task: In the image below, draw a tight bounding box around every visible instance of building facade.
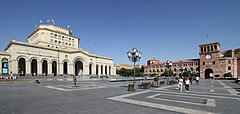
[143,59,199,76]
[114,64,142,70]
[144,42,240,79]
[0,23,116,76]
[199,42,240,79]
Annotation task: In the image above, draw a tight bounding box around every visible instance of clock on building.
[205,54,211,59]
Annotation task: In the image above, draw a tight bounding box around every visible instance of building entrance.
[205,68,213,79]
[75,61,83,76]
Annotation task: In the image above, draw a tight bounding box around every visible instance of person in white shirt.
[178,76,183,92]
[185,78,190,92]
[196,76,199,85]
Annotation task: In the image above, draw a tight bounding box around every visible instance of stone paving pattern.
[0,79,239,114]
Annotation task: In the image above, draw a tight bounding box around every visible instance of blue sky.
[0,0,240,64]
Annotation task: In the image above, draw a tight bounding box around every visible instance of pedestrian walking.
[73,75,77,87]
[196,76,199,85]
[189,77,192,85]
[178,76,183,92]
[185,77,190,92]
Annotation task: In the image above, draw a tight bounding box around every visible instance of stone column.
[38,61,42,76]
[48,63,52,76]
[84,64,89,76]
[92,64,96,75]
[69,64,73,75]
[106,65,109,76]
[59,63,63,75]
[26,61,31,76]
[11,60,18,75]
[98,65,101,75]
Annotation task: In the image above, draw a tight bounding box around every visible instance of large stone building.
[144,42,240,79]
[199,42,240,79]
[0,22,116,76]
[143,59,199,76]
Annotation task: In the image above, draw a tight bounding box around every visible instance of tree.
[162,70,173,77]
[223,72,232,77]
[182,71,190,77]
[116,68,144,77]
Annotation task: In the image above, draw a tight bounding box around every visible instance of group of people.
[178,76,199,92]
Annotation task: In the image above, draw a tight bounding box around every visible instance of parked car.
[235,76,240,83]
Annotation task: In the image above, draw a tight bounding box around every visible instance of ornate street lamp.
[164,60,172,77]
[127,47,142,88]
[180,64,184,77]
[164,60,172,85]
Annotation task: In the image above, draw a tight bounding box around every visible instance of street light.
[127,47,142,88]
[164,60,172,85]
[180,65,184,77]
[164,60,172,75]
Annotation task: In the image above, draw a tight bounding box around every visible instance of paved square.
[0,79,240,114]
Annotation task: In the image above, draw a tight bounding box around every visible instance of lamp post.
[180,65,184,77]
[164,60,172,85]
[164,60,172,76]
[127,47,142,88]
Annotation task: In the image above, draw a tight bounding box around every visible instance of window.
[213,61,215,64]
[201,47,203,53]
[161,69,163,72]
[202,62,205,65]
[174,68,176,72]
[157,69,159,72]
[214,45,217,50]
[55,40,57,43]
[62,36,65,40]
[207,46,210,52]
[51,39,54,43]
[72,39,74,43]
[55,34,57,38]
[50,33,54,38]
[58,35,61,40]
[228,66,231,70]
[59,41,61,44]
[228,60,231,64]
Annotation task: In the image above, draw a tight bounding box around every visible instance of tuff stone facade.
[143,59,199,76]
[144,42,240,79]
[0,23,116,76]
[199,42,239,79]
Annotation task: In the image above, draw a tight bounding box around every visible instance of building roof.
[199,42,220,47]
[5,40,113,60]
[143,59,199,68]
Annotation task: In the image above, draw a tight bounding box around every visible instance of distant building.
[144,42,240,79]
[0,22,116,76]
[143,59,199,76]
[114,64,142,70]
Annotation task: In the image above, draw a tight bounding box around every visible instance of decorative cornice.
[5,40,113,60]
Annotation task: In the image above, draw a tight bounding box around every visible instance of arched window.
[63,62,68,74]
[18,58,26,76]
[2,58,9,75]
[42,60,48,76]
[89,64,92,75]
